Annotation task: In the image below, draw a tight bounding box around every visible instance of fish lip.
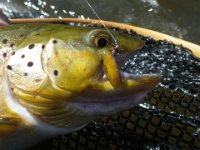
[96,60,160,81]
[96,51,158,82]
[79,72,161,102]
[69,92,147,115]
[70,73,161,115]
[93,54,161,89]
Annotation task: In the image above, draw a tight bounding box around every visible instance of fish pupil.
[97,37,109,48]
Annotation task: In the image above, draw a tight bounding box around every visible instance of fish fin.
[0,115,19,136]
[0,9,10,26]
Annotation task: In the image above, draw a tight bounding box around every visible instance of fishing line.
[84,0,118,47]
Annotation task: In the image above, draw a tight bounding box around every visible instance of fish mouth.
[98,50,161,93]
[82,71,161,101]
[69,50,161,115]
[70,72,160,115]
[75,50,161,103]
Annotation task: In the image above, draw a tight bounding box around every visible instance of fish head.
[42,27,145,92]
[5,25,160,119]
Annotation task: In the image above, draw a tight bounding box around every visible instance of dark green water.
[0,0,199,44]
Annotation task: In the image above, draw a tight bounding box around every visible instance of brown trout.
[41,25,200,150]
[0,14,160,149]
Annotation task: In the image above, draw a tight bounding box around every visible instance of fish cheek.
[45,48,101,92]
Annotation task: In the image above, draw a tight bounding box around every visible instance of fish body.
[0,23,160,149]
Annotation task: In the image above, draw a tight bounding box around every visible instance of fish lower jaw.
[91,72,161,94]
[73,73,161,115]
[69,91,147,115]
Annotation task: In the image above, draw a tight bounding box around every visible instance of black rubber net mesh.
[31,25,200,150]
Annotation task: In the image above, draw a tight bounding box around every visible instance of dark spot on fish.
[10,87,14,91]
[10,43,15,48]
[7,65,12,70]
[35,33,40,36]
[2,39,8,44]
[54,70,58,76]
[24,73,28,76]
[12,52,15,55]
[35,78,42,82]
[53,40,57,44]
[42,45,45,49]
[64,27,68,29]
[27,62,33,67]
[19,34,24,38]
[21,54,25,58]
[29,44,35,49]
[3,53,7,58]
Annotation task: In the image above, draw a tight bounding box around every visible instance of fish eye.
[89,30,112,48]
[94,35,111,48]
